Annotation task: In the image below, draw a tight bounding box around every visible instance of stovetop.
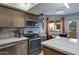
[28,36,41,39]
[23,33,40,39]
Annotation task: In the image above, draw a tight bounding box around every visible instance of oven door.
[29,38,41,55]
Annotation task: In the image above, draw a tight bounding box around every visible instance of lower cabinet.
[43,46,67,55]
[0,40,28,55]
[69,32,77,38]
[15,40,28,55]
[0,44,16,55]
[41,36,47,42]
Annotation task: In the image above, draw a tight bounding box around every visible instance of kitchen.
[0,3,79,55]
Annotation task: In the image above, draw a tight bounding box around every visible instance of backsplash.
[0,32,14,39]
[23,28,40,34]
[0,28,21,39]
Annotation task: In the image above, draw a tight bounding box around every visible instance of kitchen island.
[0,37,28,55]
[42,36,79,55]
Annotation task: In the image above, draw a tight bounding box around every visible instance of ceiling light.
[64,3,69,8]
[56,10,64,14]
[19,3,26,7]
[19,3,31,7]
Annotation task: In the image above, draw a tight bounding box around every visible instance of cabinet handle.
[10,21,11,25]
[10,21,13,27]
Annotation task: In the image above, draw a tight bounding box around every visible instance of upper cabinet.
[0,6,25,27]
[26,13,38,20]
[0,6,38,27]
[12,10,25,27]
[0,7,13,27]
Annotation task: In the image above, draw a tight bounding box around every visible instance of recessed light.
[64,3,69,8]
[56,10,64,14]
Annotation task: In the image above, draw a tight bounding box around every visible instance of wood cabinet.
[12,10,25,27]
[0,6,25,27]
[69,31,77,38]
[43,46,66,55]
[26,13,38,20]
[15,40,28,55]
[0,6,39,27]
[0,7,13,27]
[0,40,28,55]
[0,43,16,55]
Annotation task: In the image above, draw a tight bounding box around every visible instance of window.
[49,21,54,32]
[49,20,61,32]
[55,21,61,32]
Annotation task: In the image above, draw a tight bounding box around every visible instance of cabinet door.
[13,10,25,27]
[0,7,13,27]
[43,46,66,55]
[0,41,28,55]
[26,13,38,20]
[0,43,16,55]
[15,41,28,55]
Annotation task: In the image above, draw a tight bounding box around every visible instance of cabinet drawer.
[0,43,16,55]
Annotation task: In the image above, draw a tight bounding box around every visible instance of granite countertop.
[0,37,28,45]
[42,36,79,55]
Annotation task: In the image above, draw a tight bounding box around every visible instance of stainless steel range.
[23,33,42,55]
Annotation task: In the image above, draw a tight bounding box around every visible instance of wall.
[64,13,79,39]
[23,18,40,34]
[0,28,21,39]
[45,13,79,39]
[23,27,40,34]
[38,16,46,34]
[0,24,24,39]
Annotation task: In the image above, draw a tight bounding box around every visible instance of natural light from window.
[49,22,54,32]
[49,20,61,32]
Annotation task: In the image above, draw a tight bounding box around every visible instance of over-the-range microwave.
[26,21,38,27]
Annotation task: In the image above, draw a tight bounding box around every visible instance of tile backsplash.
[0,32,11,39]
[23,28,40,34]
[0,28,18,39]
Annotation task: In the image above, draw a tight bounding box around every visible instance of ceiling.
[2,3,79,15]
[2,3,39,11]
[28,3,79,15]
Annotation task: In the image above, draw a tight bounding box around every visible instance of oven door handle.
[30,38,41,41]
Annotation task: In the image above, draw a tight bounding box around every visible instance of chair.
[59,33,67,37]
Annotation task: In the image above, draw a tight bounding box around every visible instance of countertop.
[0,37,28,45]
[42,36,79,55]
[39,34,46,36]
